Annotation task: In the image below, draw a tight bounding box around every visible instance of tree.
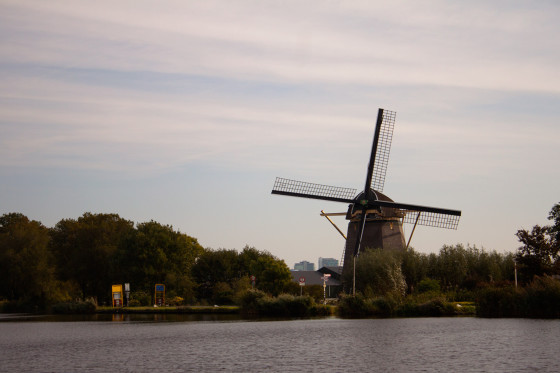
[515,225,557,280]
[191,248,240,301]
[249,254,292,296]
[349,249,407,297]
[191,246,293,300]
[548,202,560,247]
[49,213,135,303]
[401,247,428,292]
[117,221,203,301]
[0,213,54,304]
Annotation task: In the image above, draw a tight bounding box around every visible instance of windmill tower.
[271,108,461,291]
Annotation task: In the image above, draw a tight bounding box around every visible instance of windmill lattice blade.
[371,109,396,192]
[372,200,461,229]
[272,177,356,203]
[402,210,461,229]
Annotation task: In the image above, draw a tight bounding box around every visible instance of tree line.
[1,202,558,311]
[349,202,560,298]
[0,212,293,309]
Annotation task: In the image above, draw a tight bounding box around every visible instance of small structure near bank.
[290,266,342,298]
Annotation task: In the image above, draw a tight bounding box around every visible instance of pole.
[406,212,421,249]
[321,210,347,239]
[514,260,518,289]
[353,256,356,296]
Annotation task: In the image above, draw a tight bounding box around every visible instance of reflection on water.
[0,312,244,323]
[0,316,559,372]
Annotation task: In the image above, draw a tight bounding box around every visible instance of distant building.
[318,257,338,268]
[294,260,315,271]
[290,267,343,298]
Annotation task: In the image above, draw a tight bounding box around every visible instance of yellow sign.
[112,284,123,307]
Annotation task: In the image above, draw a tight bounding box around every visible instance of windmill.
[271,108,461,292]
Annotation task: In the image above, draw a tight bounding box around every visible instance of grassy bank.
[337,293,476,318]
[96,305,239,314]
[239,290,334,317]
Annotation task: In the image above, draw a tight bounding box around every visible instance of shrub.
[130,291,151,306]
[51,300,96,314]
[476,286,526,317]
[167,296,184,306]
[239,290,318,317]
[417,278,441,293]
[524,276,560,318]
[239,289,267,315]
[337,293,373,318]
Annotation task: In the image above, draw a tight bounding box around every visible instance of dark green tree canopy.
[49,213,135,302]
[192,245,292,301]
[515,202,560,281]
[0,213,53,302]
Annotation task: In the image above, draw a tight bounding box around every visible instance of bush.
[395,295,458,317]
[476,286,526,317]
[0,298,42,313]
[130,291,151,306]
[524,276,560,318]
[51,300,96,314]
[167,296,184,306]
[416,298,457,316]
[239,290,318,317]
[337,293,373,318]
[370,296,395,317]
[417,278,441,293]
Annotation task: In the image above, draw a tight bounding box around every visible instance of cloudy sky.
[1,0,559,268]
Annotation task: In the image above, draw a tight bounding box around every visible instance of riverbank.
[96,305,239,314]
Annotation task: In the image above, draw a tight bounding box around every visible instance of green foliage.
[515,202,560,282]
[403,245,514,292]
[416,278,441,293]
[192,245,292,301]
[49,213,135,303]
[249,254,292,296]
[516,225,557,280]
[476,276,560,318]
[0,213,54,306]
[130,291,151,306]
[117,220,203,300]
[347,249,407,297]
[51,300,96,314]
[167,296,185,306]
[476,286,527,317]
[397,297,458,317]
[524,276,560,318]
[548,202,560,247]
[239,289,321,317]
[337,293,374,318]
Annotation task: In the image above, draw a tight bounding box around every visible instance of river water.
[0,314,558,372]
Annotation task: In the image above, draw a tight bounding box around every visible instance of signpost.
[124,283,130,307]
[154,284,165,307]
[321,274,331,304]
[112,284,123,307]
[250,275,256,289]
[299,277,305,296]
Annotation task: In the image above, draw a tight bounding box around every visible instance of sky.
[1,0,559,269]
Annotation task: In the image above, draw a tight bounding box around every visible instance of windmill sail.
[370,109,396,192]
[272,177,356,203]
[371,200,461,229]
